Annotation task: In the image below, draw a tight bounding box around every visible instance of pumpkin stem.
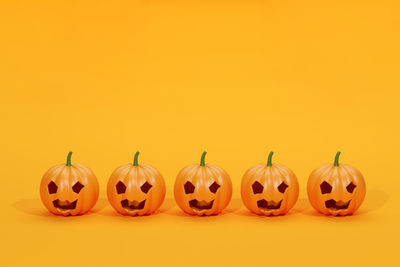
[334,151,341,167]
[267,151,274,167]
[66,151,73,166]
[133,151,140,166]
[200,151,207,167]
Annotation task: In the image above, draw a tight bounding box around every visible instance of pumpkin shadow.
[97,207,164,219]
[300,188,389,217]
[233,207,299,218]
[231,197,307,218]
[96,198,176,218]
[12,198,108,218]
[164,198,242,218]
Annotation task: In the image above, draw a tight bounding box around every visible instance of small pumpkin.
[107,152,166,216]
[40,151,99,216]
[174,151,232,216]
[307,151,366,216]
[241,151,299,216]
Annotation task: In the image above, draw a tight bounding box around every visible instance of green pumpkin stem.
[200,151,207,167]
[66,151,73,167]
[334,151,341,167]
[133,151,140,166]
[267,151,274,167]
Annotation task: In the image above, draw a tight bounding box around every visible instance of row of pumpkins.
[40,151,366,216]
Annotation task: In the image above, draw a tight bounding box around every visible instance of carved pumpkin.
[40,151,99,216]
[174,151,232,216]
[107,152,166,216]
[241,151,299,216]
[307,151,366,216]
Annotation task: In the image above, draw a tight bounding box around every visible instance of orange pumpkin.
[241,151,299,216]
[40,151,99,216]
[174,151,232,216]
[107,152,166,216]
[307,151,366,216]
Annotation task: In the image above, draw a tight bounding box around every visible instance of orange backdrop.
[0,1,399,266]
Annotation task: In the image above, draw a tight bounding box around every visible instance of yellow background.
[1,0,399,266]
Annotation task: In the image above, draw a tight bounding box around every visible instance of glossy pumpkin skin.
[307,152,366,216]
[40,152,99,216]
[241,152,299,216]
[107,152,166,216]
[174,152,232,216]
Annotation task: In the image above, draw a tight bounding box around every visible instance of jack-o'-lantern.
[241,151,299,216]
[307,151,366,216]
[107,151,166,216]
[174,151,232,216]
[40,151,99,216]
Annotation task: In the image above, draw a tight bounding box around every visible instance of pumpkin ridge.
[334,167,346,206]
[340,164,366,211]
[72,164,99,214]
[74,164,99,194]
[207,164,232,214]
[274,165,292,212]
[252,165,268,184]
[114,164,131,182]
[46,164,66,187]
[70,166,86,213]
[271,166,290,207]
[316,165,335,185]
[203,166,222,213]
[137,166,151,213]
[174,164,200,213]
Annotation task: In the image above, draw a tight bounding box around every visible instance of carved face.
[184,179,220,211]
[307,153,366,216]
[241,158,299,216]
[107,161,166,216]
[174,152,232,216]
[40,152,99,216]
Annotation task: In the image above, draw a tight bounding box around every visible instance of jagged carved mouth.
[325,199,351,210]
[257,199,282,210]
[121,199,146,210]
[189,199,214,211]
[52,199,77,210]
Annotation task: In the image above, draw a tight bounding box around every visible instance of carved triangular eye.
[72,181,84,193]
[116,181,126,194]
[320,181,332,194]
[48,181,58,194]
[209,182,220,193]
[252,181,264,194]
[346,182,356,193]
[184,181,195,194]
[278,182,288,193]
[141,181,152,193]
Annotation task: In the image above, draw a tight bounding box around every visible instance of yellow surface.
[0,1,399,266]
